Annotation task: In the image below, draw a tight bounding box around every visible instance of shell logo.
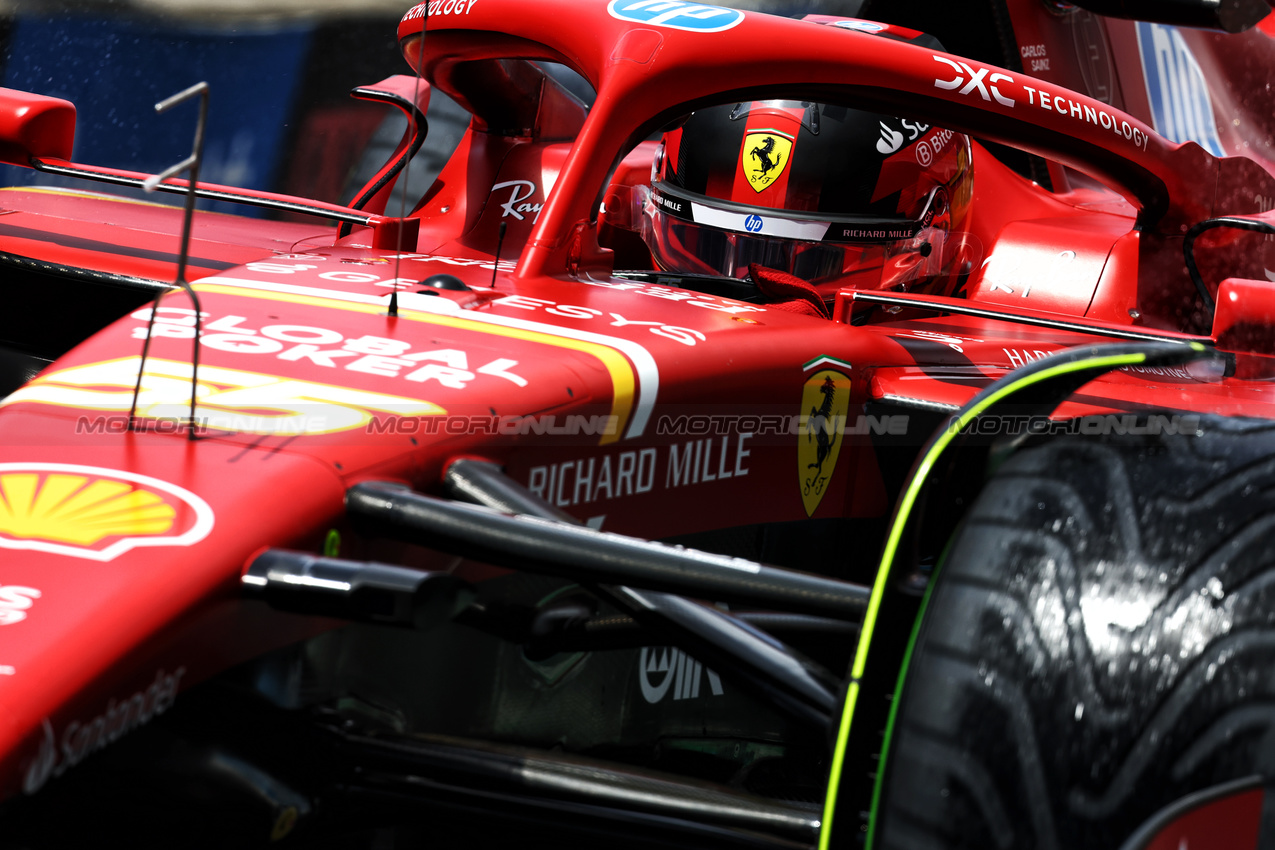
[0,463,214,561]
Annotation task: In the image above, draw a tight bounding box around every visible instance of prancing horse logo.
[751,136,780,175]
[807,376,838,477]
[743,131,793,192]
[798,364,852,517]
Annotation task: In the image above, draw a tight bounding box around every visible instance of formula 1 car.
[1,0,1275,847]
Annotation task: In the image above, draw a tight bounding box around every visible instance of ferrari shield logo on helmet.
[798,366,852,517]
[743,131,793,193]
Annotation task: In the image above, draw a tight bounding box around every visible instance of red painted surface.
[0,0,1271,820]
[1141,787,1263,850]
[0,89,74,166]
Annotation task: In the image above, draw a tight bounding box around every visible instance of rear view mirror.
[0,88,75,167]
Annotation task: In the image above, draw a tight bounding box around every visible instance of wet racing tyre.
[872,417,1275,849]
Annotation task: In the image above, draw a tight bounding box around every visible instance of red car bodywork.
[0,1,1274,846]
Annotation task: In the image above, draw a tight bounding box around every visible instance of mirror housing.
[1064,0,1270,34]
[0,89,75,167]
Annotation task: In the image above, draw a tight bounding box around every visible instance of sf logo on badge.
[607,0,745,32]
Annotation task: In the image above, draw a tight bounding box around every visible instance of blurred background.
[0,0,869,215]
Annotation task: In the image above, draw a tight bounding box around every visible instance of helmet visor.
[640,182,947,291]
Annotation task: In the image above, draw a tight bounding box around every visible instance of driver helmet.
[640,100,973,299]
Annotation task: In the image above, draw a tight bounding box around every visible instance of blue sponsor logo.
[1136,22,1223,156]
[744,214,764,233]
[833,20,884,33]
[607,0,745,33]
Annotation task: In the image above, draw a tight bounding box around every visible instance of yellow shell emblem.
[0,464,214,561]
[743,130,794,193]
[0,473,175,545]
[798,367,852,517]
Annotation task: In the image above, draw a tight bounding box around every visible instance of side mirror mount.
[600,182,648,232]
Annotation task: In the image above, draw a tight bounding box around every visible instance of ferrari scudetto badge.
[0,464,214,561]
[743,131,793,192]
[798,360,852,517]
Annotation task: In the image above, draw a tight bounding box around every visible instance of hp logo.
[834,21,884,32]
[744,214,764,233]
[607,1,745,33]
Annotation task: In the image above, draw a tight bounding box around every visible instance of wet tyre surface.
[875,417,1275,849]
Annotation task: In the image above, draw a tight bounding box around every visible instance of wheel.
[872,416,1275,849]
